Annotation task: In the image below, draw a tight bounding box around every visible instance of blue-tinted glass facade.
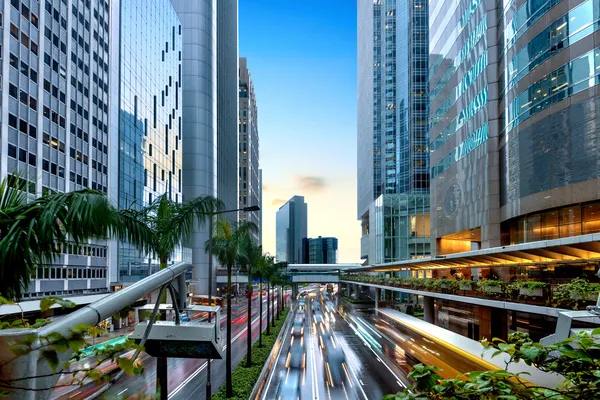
[118,0,182,282]
[358,0,431,264]
[307,237,338,264]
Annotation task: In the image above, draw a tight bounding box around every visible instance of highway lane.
[349,308,489,380]
[263,291,404,400]
[49,292,284,399]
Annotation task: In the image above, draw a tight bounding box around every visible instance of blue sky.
[239,0,360,262]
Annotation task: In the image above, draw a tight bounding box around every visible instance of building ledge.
[340,280,571,317]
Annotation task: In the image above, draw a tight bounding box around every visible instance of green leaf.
[41,349,60,372]
[117,356,135,375]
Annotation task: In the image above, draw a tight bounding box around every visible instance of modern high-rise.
[276,195,307,263]
[357,0,431,265]
[238,57,261,243]
[429,0,600,253]
[305,236,338,264]
[171,0,240,295]
[116,0,183,284]
[0,0,113,300]
[216,0,239,217]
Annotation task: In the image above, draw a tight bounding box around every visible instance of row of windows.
[12,23,39,55]
[430,17,487,104]
[432,51,488,122]
[34,266,107,280]
[7,144,37,166]
[11,0,39,27]
[8,113,37,138]
[504,47,600,134]
[503,0,562,50]
[9,52,38,82]
[22,288,108,299]
[504,0,599,93]
[430,86,488,152]
[8,84,37,111]
[431,123,489,178]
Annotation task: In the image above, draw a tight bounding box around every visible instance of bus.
[190,295,223,307]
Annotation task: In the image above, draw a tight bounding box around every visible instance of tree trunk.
[259,278,263,347]
[276,286,280,320]
[271,282,275,327]
[266,281,271,336]
[245,267,252,367]
[226,264,233,397]
[160,256,168,303]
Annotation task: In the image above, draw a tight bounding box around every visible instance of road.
[49,292,285,400]
[262,291,405,400]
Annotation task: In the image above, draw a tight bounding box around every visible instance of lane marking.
[117,389,128,396]
[169,309,272,399]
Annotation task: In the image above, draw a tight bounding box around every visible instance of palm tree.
[272,263,288,319]
[256,253,274,336]
[254,253,269,347]
[206,219,254,398]
[0,175,154,300]
[234,222,259,367]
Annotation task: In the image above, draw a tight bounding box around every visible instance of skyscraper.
[276,195,307,263]
[116,0,183,284]
[171,0,240,295]
[217,0,239,217]
[357,0,431,264]
[0,0,113,300]
[306,237,338,264]
[238,57,261,243]
[428,0,600,253]
[170,0,217,295]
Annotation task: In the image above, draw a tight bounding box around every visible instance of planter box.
[459,283,473,291]
[485,286,503,294]
[519,288,544,297]
[570,292,598,301]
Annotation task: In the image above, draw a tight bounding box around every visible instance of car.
[291,317,304,337]
[287,339,305,370]
[178,313,191,323]
[277,369,301,400]
[324,346,346,388]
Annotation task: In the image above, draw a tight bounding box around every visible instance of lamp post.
[206,204,260,399]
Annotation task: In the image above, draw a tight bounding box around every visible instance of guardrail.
[0,261,190,400]
[250,303,295,400]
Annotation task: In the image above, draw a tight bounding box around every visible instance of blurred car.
[179,313,191,323]
[312,301,321,312]
[313,310,324,324]
[298,299,305,309]
[324,346,347,388]
[277,369,301,400]
[291,316,304,337]
[287,337,305,370]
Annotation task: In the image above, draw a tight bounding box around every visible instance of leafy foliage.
[552,278,599,309]
[384,328,600,400]
[0,175,156,299]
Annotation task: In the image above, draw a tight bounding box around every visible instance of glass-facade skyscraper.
[117,0,183,283]
[429,0,600,255]
[239,57,261,244]
[306,237,338,264]
[276,195,307,263]
[357,0,431,265]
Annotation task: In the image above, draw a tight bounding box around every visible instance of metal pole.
[206,215,213,399]
[157,357,168,398]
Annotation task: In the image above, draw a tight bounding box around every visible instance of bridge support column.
[292,283,298,299]
[375,287,381,309]
[424,296,435,324]
[353,284,359,299]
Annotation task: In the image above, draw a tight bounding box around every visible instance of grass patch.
[212,308,290,400]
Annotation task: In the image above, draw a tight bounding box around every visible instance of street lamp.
[206,204,260,399]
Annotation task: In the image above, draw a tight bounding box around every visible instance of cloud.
[271,198,287,207]
[296,176,327,193]
[262,184,269,192]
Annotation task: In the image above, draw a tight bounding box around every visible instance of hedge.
[212,308,290,400]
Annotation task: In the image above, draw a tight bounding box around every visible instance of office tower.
[0,0,113,300]
[429,0,600,253]
[116,0,183,284]
[238,57,261,243]
[217,0,239,217]
[357,0,431,265]
[306,237,338,264]
[276,196,307,263]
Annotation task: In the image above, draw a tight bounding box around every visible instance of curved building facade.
[429,0,600,253]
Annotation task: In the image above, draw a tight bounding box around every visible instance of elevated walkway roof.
[357,233,600,272]
[288,263,362,272]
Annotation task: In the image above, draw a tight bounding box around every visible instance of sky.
[238,0,360,263]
